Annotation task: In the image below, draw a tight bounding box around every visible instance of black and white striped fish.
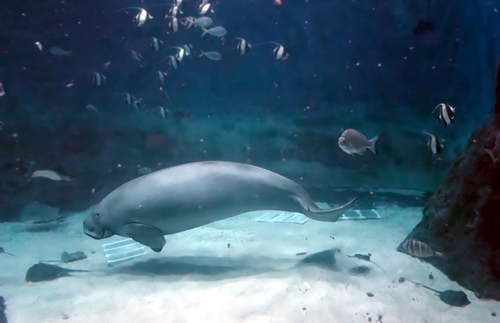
[401,239,443,258]
[423,131,443,155]
[431,103,455,128]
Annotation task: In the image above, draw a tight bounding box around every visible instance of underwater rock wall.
[400,67,500,300]
[0,1,499,221]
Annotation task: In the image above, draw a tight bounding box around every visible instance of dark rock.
[399,66,500,300]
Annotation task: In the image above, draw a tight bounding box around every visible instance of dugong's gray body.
[83,161,356,252]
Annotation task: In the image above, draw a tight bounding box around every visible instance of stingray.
[0,247,16,257]
[402,277,471,307]
[25,263,90,283]
[345,253,388,278]
[299,248,341,271]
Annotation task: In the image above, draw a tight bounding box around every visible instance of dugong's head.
[83,204,116,240]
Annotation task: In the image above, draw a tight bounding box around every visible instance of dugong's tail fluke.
[304,197,358,222]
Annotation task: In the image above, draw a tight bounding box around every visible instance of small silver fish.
[199,50,222,61]
[0,82,5,96]
[0,121,5,130]
[49,46,72,56]
[338,128,379,156]
[201,26,227,37]
[31,170,72,181]
[103,61,111,69]
[431,103,455,128]
[150,37,163,52]
[423,131,443,155]
[193,16,213,27]
[401,239,443,258]
[92,72,106,87]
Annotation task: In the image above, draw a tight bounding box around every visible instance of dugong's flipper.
[123,223,166,252]
[304,197,358,223]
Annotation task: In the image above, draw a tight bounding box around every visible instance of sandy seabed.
[1,204,499,323]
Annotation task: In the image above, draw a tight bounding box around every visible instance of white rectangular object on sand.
[255,209,381,224]
[102,238,147,266]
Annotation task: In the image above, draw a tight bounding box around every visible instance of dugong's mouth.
[83,216,114,239]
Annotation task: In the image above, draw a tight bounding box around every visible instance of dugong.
[83,161,357,252]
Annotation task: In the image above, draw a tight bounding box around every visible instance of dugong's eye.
[94,212,101,218]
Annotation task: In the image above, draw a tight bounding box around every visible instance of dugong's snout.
[83,216,114,239]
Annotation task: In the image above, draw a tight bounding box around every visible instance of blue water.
[1,0,500,322]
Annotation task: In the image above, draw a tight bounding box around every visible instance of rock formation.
[398,66,500,300]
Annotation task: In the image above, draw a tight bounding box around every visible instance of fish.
[199,50,222,61]
[235,37,251,55]
[338,128,379,156]
[31,170,72,181]
[132,99,141,110]
[48,46,72,56]
[156,106,168,119]
[150,37,163,52]
[402,277,471,307]
[193,16,213,27]
[201,26,227,37]
[199,2,213,15]
[0,82,4,96]
[168,46,186,62]
[423,131,443,155]
[183,44,192,56]
[127,49,143,63]
[116,7,153,27]
[167,17,179,33]
[483,132,500,163]
[155,54,179,70]
[167,55,178,69]
[25,263,90,283]
[157,71,168,83]
[103,61,111,69]
[164,3,183,17]
[180,16,195,29]
[92,72,106,87]
[0,121,5,130]
[124,92,134,105]
[35,41,43,51]
[400,239,444,258]
[273,44,287,60]
[431,103,455,128]
[0,247,16,257]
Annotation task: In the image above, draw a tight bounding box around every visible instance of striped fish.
[401,239,443,258]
